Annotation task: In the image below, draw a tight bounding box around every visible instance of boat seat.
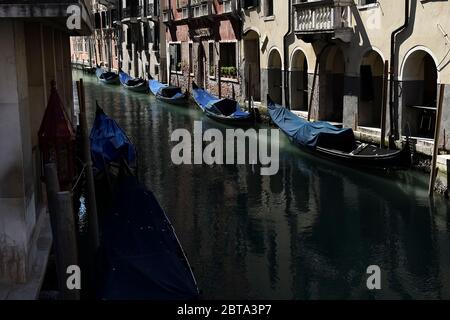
[160,86,182,98]
[350,143,369,155]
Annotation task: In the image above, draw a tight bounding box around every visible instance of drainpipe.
[389,0,410,146]
[236,0,245,104]
[283,0,292,109]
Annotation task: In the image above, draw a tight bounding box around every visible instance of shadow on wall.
[300,4,375,123]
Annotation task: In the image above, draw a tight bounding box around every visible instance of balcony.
[293,0,353,43]
[139,3,159,22]
[221,0,238,15]
[190,0,213,19]
[122,6,139,23]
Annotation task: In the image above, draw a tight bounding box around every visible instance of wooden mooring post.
[44,163,80,300]
[429,83,445,197]
[380,60,389,148]
[76,79,100,251]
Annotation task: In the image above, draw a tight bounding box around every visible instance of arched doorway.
[244,30,261,102]
[290,50,308,111]
[268,49,282,105]
[359,50,384,128]
[319,46,345,123]
[401,50,438,138]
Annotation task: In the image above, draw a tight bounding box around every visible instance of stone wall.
[167,39,242,100]
[1,20,71,285]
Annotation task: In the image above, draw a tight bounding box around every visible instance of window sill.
[263,15,275,22]
[220,77,239,83]
[171,71,183,75]
[357,2,379,10]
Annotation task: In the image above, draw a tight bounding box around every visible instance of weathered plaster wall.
[1,19,72,285]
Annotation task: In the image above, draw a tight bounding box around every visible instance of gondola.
[90,102,137,174]
[192,82,255,126]
[90,105,199,300]
[267,96,411,168]
[149,77,189,106]
[119,71,148,93]
[96,67,120,85]
[96,172,200,300]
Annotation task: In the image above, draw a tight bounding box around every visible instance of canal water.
[74,70,450,300]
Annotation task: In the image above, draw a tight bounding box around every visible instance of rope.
[72,163,87,192]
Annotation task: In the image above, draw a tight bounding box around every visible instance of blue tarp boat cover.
[149,80,185,99]
[119,71,144,86]
[268,101,356,152]
[97,175,199,300]
[90,107,136,171]
[96,68,104,79]
[193,86,250,119]
[96,68,117,81]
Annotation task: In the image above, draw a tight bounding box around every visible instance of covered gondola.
[192,82,254,126]
[149,77,188,106]
[119,71,148,93]
[90,105,199,300]
[90,102,137,173]
[96,67,120,85]
[267,96,411,168]
[96,173,200,300]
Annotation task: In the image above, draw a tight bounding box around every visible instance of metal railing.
[122,5,139,19]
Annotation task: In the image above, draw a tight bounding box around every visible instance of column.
[0,20,35,284]
[343,74,359,130]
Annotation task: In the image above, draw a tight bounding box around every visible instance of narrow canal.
[74,70,450,300]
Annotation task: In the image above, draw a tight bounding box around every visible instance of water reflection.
[74,70,450,300]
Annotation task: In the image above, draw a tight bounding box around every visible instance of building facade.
[92,0,120,71]
[0,0,92,298]
[162,0,242,98]
[242,0,450,156]
[241,0,290,107]
[71,0,122,72]
[71,0,166,81]
[118,0,166,81]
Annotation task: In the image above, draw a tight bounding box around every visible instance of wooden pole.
[429,83,445,197]
[88,37,93,69]
[308,61,318,122]
[44,163,62,292]
[76,79,100,251]
[108,30,112,72]
[44,163,60,231]
[44,164,79,300]
[218,58,222,99]
[380,60,389,148]
[169,58,172,87]
[56,191,80,300]
[247,63,251,111]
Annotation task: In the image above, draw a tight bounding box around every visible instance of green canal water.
[74,70,450,300]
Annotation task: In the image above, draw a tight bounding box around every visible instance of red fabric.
[38,84,75,140]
